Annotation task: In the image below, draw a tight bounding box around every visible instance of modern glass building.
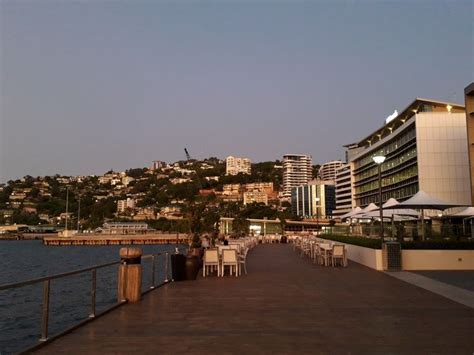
[347,98,470,208]
[291,180,335,218]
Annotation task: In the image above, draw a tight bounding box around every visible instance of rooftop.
[351,98,465,149]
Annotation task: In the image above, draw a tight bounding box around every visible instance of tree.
[232,216,250,238]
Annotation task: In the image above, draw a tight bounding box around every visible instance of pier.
[33,244,474,353]
[42,233,191,246]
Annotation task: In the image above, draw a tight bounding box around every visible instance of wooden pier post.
[117,247,142,303]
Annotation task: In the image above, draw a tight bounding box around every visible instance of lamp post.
[315,197,320,235]
[372,155,386,242]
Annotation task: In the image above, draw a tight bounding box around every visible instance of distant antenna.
[183,148,202,189]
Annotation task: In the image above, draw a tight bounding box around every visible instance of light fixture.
[373,156,386,165]
[373,155,386,242]
[447,104,452,113]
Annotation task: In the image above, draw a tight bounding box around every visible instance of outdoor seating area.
[292,236,348,267]
[203,236,258,277]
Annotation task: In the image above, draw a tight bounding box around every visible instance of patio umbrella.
[445,207,474,217]
[340,206,362,220]
[384,190,467,240]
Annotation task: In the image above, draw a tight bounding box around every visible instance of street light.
[372,155,386,242]
[315,197,320,235]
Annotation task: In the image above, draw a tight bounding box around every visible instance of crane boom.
[183,147,202,189]
[184,148,191,161]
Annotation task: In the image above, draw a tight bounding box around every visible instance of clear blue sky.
[1,0,473,182]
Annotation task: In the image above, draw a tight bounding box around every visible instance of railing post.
[117,247,142,303]
[39,280,50,342]
[150,255,156,290]
[90,269,96,318]
[164,252,169,282]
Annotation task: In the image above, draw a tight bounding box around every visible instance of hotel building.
[347,98,470,208]
[318,160,345,181]
[226,156,251,176]
[291,180,335,219]
[282,154,312,198]
[464,83,474,204]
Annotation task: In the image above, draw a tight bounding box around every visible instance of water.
[0,241,180,354]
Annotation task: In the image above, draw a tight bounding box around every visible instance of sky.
[1,0,473,182]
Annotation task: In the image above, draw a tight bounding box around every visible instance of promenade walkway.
[36,244,474,354]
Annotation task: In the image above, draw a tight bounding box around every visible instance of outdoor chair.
[203,249,220,277]
[319,243,332,266]
[221,249,239,277]
[238,247,249,275]
[331,244,345,267]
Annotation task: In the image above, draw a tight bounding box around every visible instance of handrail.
[0,246,186,353]
[0,260,121,291]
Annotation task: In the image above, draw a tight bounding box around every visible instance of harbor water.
[0,240,178,354]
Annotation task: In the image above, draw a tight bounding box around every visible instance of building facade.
[117,198,136,213]
[348,98,470,208]
[225,156,251,176]
[291,180,335,219]
[333,164,352,217]
[464,83,474,204]
[282,154,312,198]
[318,160,345,181]
[243,191,269,205]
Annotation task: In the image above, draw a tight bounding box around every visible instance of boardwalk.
[36,244,474,354]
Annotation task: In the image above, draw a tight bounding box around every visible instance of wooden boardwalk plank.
[35,244,474,354]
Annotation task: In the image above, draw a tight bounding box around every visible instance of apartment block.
[333,164,352,218]
[226,156,251,176]
[318,160,345,182]
[282,154,312,198]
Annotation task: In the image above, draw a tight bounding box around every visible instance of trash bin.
[382,241,401,271]
[171,253,186,281]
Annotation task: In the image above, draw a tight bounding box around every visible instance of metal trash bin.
[171,253,186,281]
[383,241,401,271]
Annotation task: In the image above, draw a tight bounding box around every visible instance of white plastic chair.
[221,249,238,277]
[238,247,249,275]
[203,249,220,277]
[331,244,346,267]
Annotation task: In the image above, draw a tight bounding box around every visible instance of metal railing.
[0,247,186,353]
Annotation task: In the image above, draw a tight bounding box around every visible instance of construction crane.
[184,148,191,161]
[184,147,202,189]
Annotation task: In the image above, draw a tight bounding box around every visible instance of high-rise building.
[464,82,474,204]
[347,98,470,208]
[333,164,352,217]
[291,180,335,218]
[282,154,312,198]
[225,156,251,176]
[318,160,345,181]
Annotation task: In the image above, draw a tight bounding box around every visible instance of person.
[201,237,209,249]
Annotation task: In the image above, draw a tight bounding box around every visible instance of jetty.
[32,244,474,353]
[43,233,191,246]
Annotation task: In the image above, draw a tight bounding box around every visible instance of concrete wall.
[320,238,474,270]
[402,250,474,270]
[416,112,471,206]
[319,238,383,270]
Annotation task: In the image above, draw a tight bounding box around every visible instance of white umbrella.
[445,207,474,217]
[340,206,362,220]
[385,190,468,240]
